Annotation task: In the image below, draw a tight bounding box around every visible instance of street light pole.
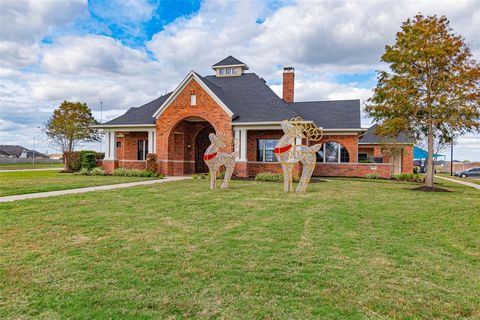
[450,139,454,176]
[100,101,103,152]
[33,136,36,166]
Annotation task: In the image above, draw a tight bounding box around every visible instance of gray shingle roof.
[212,55,248,69]
[203,73,298,122]
[290,100,362,129]
[103,93,171,125]
[0,145,25,157]
[359,124,414,144]
[0,145,48,158]
[101,71,364,129]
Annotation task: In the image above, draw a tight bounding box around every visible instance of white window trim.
[257,139,278,163]
[317,142,349,163]
[190,94,196,106]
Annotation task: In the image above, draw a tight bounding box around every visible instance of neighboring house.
[96,56,413,178]
[0,145,48,159]
[49,154,63,160]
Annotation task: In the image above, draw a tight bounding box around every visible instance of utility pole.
[100,101,103,152]
[450,139,454,176]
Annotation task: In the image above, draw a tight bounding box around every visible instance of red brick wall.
[402,145,413,173]
[282,71,295,103]
[360,144,413,174]
[155,78,233,176]
[102,160,118,174]
[118,160,147,170]
[313,163,391,178]
[116,132,148,160]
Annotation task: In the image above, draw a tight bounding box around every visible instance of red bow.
[203,152,217,161]
[274,144,292,154]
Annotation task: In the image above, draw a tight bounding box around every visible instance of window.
[315,142,350,163]
[340,144,350,162]
[137,140,148,160]
[257,139,278,162]
[116,141,121,148]
[226,68,232,75]
[325,142,339,162]
[219,69,225,75]
[190,94,196,106]
[232,68,239,74]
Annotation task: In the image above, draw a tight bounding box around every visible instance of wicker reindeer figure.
[274,117,323,193]
[203,132,238,190]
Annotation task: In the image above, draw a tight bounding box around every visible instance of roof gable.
[212,55,248,69]
[359,124,414,144]
[152,71,234,118]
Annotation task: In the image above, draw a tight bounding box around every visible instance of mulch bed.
[411,186,452,192]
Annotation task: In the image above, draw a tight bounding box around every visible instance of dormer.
[212,55,249,77]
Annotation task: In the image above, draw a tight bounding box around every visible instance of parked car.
[454,167,480,178]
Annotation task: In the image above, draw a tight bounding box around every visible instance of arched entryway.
[167,116,215,175]
[195,125,215,173]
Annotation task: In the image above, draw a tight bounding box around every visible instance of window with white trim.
[190,94,196,106]
[137,140,148,160]
[257,139,278,162]
[316,142,350,163]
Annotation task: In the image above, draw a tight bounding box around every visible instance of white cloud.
[0,0,87,68]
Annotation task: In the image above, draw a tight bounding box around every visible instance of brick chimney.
[282,67,295,103]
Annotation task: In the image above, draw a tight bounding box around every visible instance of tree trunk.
[425,115,435,188]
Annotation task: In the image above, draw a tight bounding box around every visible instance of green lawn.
[0,178,478,319]
[0,163,63,170]
[0,170,157,196]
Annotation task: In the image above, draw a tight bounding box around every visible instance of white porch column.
[105,131,111,160]
[234,129,240,160]
[240,129,247,161]
[147,130,155,155]
[107,131,116,160]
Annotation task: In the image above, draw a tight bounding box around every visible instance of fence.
[0,158,63,164]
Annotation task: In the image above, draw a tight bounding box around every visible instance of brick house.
[97,56,413,178]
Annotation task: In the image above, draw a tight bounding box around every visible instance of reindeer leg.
[221,163,233,189]
[285,163,294,193]
[296,159,315,193]
[209,166,217,190]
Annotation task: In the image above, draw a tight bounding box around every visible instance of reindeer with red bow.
[203,132,238,190]
[274,117,323,193]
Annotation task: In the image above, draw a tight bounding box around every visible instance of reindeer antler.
[288,117,323,142]
[215,131,238,147]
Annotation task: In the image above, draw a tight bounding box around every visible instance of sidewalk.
[436,175,480,190]
[0,176,190,202]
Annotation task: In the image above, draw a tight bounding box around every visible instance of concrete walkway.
[436,175,480,190]
[0,176,190,203]
[0,167,63,173]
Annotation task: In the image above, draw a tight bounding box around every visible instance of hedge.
[63,152,81,172]
[146,153,157,173]
[255,172,299,183]
[81,152,97,170]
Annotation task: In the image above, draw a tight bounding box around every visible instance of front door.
[195,126,215,173]
[390,154,402,174]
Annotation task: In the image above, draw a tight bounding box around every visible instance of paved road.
[436,175,480,190]
[0,176,190,202]
[0,167,63,173]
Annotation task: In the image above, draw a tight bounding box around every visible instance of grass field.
[0,170,156,196]
[0,178,478,319]
[0,163,63,170]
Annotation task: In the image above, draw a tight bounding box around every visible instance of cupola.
[212,55,248,77]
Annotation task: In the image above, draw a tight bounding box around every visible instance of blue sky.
[0,0,479,160]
